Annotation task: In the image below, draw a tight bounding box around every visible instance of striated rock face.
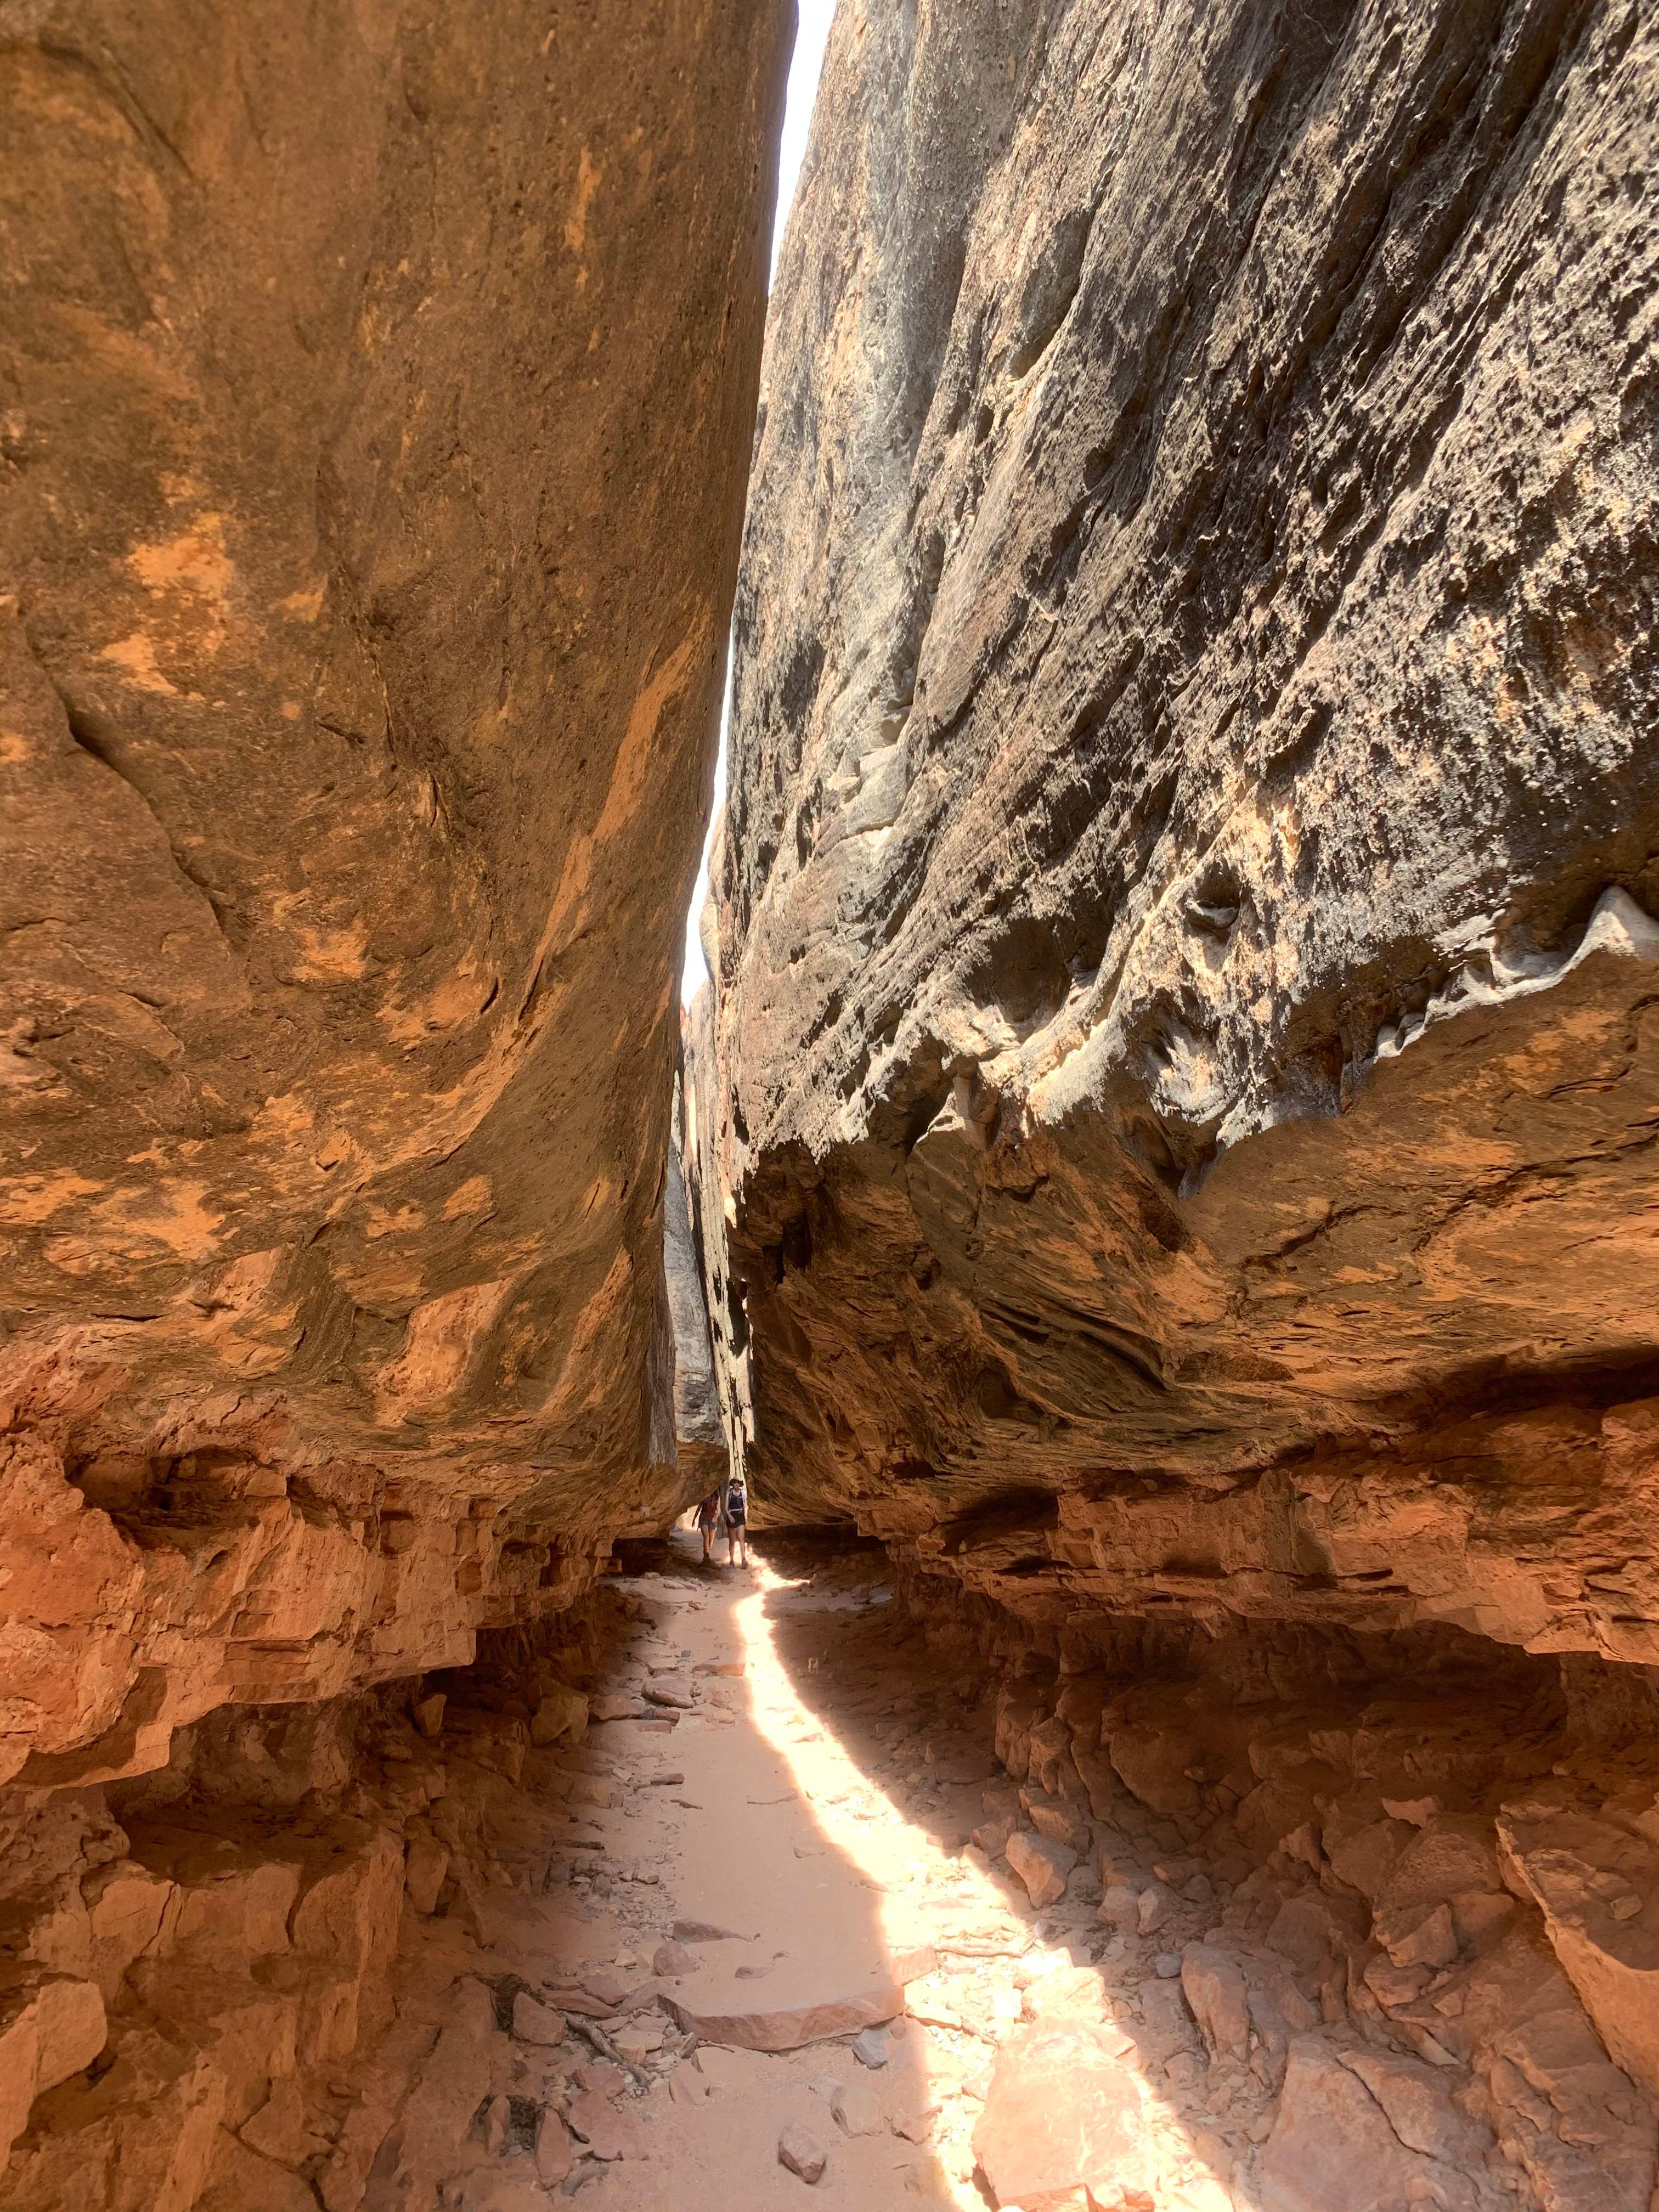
[695,8,1659,2200]
[664,1080,727,1494]
[0,1,786,1784]
[701,0,1659,1656]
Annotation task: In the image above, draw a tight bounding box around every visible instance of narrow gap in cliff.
[680,0,836,1016]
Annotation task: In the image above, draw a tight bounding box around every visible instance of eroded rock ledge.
[891,1559,1659,2211]
[0,1588,629,2204]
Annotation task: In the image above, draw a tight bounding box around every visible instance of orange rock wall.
[0,0,787,1783]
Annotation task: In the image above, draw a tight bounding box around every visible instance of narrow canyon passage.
[195,1527,1302,2212]
[4,2,1658,2209]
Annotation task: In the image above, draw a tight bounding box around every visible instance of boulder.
[778,2123,827,2182]
[1136,1882,1175,1937]
[1339,2048,1492,2166]
[511,1991,567,2047]
[566,2087,642,2161]
[0,1969,108,2174]
[534,2108,575,2188]
[1024,1792,1091,1853]
[644,1674,697,1711]
[1097,1885,1141,1935]
[1497,1806,1659,2097]
[531,1688,590,1748]
[82,1862,178,2004]
[403,1836,450,1918]
[1259,2038,1442,2212]
[973,2015,1151,2209]
[1108,1731,1202,1820]
[830,2082,880,2136]
[1005,1832,1076,1910]
[1179,1944,1250,2064]
[591,1695,647,1724]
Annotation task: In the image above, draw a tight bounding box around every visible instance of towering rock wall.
[699,7,1659,2202]
[1,0,787,1789]
[705,0,1659,1630]
[0,2,787,2193]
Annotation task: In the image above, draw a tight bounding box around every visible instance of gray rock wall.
[665,1074,727,1490]
[703,0,1659,1654]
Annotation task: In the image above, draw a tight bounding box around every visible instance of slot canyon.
[2,2,1657,2209]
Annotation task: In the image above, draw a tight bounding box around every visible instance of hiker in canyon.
[724,1474,751,1570]
[3,1,1658,2209]
[695,1486,725,1565]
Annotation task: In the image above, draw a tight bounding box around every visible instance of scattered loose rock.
[1005,1832,1077,1910]
[511,1991,567,2047]
[830,2083,880,2136]
[645,1675,696,1711]
[535,2108,575,2187]
[778,2123,828,2183]
[566,2088,642,2162]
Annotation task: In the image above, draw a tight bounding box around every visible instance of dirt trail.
[383,1531,1237,2211]
[559,1539,969,2208]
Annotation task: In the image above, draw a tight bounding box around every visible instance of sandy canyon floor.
[367,1533,1242,2212]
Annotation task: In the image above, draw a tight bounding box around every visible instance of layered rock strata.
[699,0,1659,1627]
[693,5,1659,2204]
[888,1562,1659,2212]
[0,1,785,1785]
[0,1583,634,2203]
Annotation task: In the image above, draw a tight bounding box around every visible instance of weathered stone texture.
[702,0,1659,1671]
[896,1558,1659,2211]
[665,1076,726,1491]
[0,0,787,1779]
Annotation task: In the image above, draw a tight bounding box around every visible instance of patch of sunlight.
[726,1558,1237,2212]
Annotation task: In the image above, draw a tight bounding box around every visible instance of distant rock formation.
[665,1079,727,1492]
